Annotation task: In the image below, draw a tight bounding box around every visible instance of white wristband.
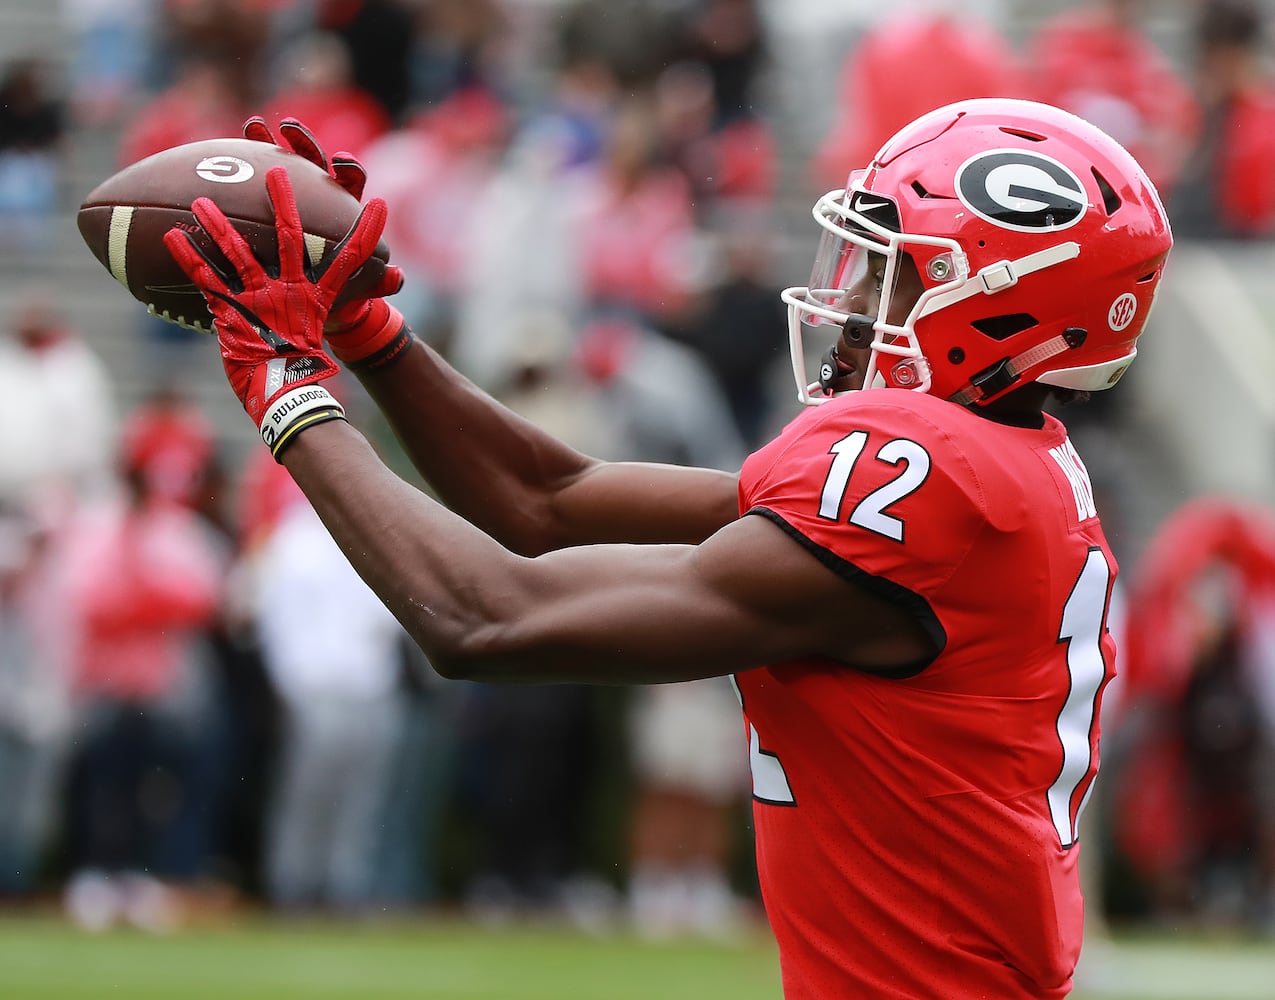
[260,385,345,456]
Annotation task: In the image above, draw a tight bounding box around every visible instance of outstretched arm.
[280,418,931,684]
[349,336,740,555]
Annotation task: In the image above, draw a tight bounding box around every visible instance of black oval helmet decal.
[955,149,1088,232]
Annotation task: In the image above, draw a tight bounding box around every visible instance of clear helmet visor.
[802,223,897,326]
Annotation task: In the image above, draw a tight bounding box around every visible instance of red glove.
[163,166,389,460]
[243,116,368,200]
[242,115,412,368]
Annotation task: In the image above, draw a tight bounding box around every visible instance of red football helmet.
[782,98,1174,406]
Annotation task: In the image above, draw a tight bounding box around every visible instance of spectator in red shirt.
[572,95,705,328]
[812,8,1025,191]
[1169,0,1275,239]
[359,86,510,344]
[116,54,248,166]
[60,402,226,931]
[1027,0,1200,199]
[260,32,391,161]
[1108,497,1275,927]
[654,60,776,211]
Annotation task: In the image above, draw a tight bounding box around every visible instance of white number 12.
[819,431,930,542]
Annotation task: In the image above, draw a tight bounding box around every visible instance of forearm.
[350,337,598,553]
[352,338,740,551]
[280,418,529,669]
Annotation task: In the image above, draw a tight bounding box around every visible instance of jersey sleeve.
[739,394,990,634]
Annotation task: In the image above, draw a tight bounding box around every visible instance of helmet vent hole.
[1137,270,1159,283]
[970,313,1039,341]
[1092,168,1122,216]
[1000,127,1046,142]
[911,181,936,198]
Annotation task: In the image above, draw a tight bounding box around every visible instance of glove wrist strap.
[329,298,415,370]
[260,385,346,461]
[349,322,414,372]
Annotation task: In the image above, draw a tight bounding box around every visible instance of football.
[77,138,391,335]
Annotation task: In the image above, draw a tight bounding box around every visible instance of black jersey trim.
[746,506,947,679]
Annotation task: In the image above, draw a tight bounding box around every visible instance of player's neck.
[973,383,1049,429]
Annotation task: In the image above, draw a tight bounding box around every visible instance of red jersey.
[735,389,1116,999]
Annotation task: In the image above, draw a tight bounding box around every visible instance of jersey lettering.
[1049,547,1112,847]
[819,431,931,542]
[1049,440,1097,521]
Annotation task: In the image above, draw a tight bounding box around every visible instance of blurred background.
[2,0,1275,997]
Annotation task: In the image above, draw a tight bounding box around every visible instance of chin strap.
[949,327,1088,406]
[929,241,1085,407]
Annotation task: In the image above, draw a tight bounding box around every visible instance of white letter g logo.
[195,156,255,184]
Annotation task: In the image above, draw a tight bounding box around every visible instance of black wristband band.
[347,324,416,373]
[270,408,347,462]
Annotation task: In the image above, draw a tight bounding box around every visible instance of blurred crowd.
[0,0,1274,939]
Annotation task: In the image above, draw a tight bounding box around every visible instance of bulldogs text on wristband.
[260,384,346,452]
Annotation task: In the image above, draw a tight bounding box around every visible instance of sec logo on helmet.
[1108,292,1138,332]
[955,150,1087,233]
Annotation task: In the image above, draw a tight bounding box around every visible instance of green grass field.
[1,914,1272,999]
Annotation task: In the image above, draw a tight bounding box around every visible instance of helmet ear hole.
[970,313,1039,341]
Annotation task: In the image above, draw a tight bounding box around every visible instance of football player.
[166,98,1172,998]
